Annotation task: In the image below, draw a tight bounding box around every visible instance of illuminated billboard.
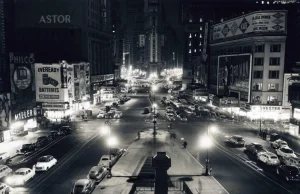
[214,54,252,101]
[211,11,287,41]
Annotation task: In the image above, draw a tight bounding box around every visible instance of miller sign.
[39,15,71,24]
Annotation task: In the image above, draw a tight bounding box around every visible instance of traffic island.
[92,130,228,194]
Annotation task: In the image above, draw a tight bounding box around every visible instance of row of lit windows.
[189,41,202,46]
[253,70,280,79]
[189,33,202,38]
[189,49,202,53]
[189,17,203,23]
[252,83,279,91]
[254,57,281,66]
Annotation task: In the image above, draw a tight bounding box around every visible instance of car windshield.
[281,148,293,153]
[15,171,25,175]
[74,185,84,194]
[235,137,243,141]
[102,158,109,161]
[255,145,263,149]
[270,156,278,159]
[38,157,48,162]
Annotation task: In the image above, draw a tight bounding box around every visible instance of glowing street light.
[107,136,118,147]
[209,125,219,134]
[100,126,110,136]
[152,85,158,92]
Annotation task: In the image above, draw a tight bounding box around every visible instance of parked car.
[88,166,107,182]
[271,139,288,149]
[166,113,176,121]
[35,155,57,171]
[0,165,13,179]
[113,111,123,119]
[178,114,187,121]
[71,179,95,194]
[257,152,280,166]
[276,165,300,181]
[104,112,114,119]
[16,144,37,155]
[6,167,35,186]
[166,106,173,112]
[0,182,10,193]
[227,135,245,147]
[97,112,105,119]
[98,155,117,168]
[276,147,297,158]
[60,126,72,135]
[281,157,300,168]
[143,107,151,114]
[0,152,9,162]
[49,131,60,139]
[36,136,49,148]
[245,143,267,156]
[110,148,126,158]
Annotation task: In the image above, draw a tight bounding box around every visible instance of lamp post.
[200,125,214,176]
[152,85,158,135]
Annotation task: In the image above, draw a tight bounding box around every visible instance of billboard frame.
[217,53,252,103]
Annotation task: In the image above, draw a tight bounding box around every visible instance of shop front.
[0,93,11,142]
[11,107,37,136]
[41,102,71,122]
[248,105,289,122]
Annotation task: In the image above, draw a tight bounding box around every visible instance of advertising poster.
[35,64,64,102]
[9,53,35,104]
[60,61,68,89]
[217,54,252,100]
[73,64,80,100]
[67,64,74,100]
[79,64,86,99]
[211,11,286,41]
[85,63,90,95]
[0,93,11,131]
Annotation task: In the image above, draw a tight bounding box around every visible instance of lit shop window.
[189,49,191,53]
[189,33,192,38]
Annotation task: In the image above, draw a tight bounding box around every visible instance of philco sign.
[39,15,71,24]
[9,53,35,64]
[14,109,37,121]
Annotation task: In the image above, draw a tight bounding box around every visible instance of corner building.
[209,10,288,121]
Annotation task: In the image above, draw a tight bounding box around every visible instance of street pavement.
[7,94,153,194]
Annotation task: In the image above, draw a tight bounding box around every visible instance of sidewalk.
[92,130,228,194]
[0,130,50,164]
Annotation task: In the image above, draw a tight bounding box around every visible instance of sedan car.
[110,148,126,158]
[98,155,117,168]
[0,182,10,193]
[88,166,107,182]
[271,139,288,149]
[113,111,123,119]
[166,113,176,121]
[35,155,57,171]
[96,112,105,119]
[16,144,37,155]
[276,165,300,181]
[71,179,95,194]
[228,135,245,147]
[281,157,300,168]
[257,152,280,166]
[276,147,297,158]
[178,115,187,121]
[6,168,35,186]
[166,106,173,112]
[245,143,267,156]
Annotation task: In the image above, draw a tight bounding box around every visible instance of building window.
[200,26,202,30]
[252,96,262,104]
[269,57,280,66]
[267,83,279,91]
[199,33,202,38]
[194,49,196,53]
[270,44,281,52]
[268,71,280,79]
[189,18,192,23]
[199,41,202,46]
[189,49,191,54]
[199,17,203,22]
[252,83,262,91]
[189,41,191,46]
[199,49,202,52]
[255,44,265,52]
[253,71,263,79]
[194,33,197,37]
[189,33,192,38]
[267,96,278,104]
[254,57,264,66]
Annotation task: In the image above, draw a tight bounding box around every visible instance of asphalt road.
[154,92,300,194]
[8,90,300,194]
[9,94,152,194]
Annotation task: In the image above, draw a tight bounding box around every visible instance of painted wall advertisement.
[67,64,74,101]
[9,53,35,104]
[212,54,252,101]
[73,63,90,101]
[211,11,286,41]
[35,64,64,102]
[0,93,11,131]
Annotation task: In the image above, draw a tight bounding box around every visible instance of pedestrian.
[209,167,212,175]
[183,141,187,149]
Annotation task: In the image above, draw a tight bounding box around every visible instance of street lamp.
[104,121,113,178]
[200,125,216,176]
[153,103,157,135]
[152,85,158,103]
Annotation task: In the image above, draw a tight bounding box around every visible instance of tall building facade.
[209,10,288,121]
[144,0,162,76]
[0,0,6,93]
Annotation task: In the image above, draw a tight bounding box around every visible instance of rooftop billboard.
[211,11,287,42]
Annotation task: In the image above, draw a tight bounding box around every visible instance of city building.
[12,0,113,104]
[209,10,288,121]
[144,0,162,77]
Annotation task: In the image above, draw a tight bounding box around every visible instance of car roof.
[16,168,31,172]
[90,166,102,172]
[252,142,261,146]
[75,179,90,186]
[233,135,243,138]
[264,152,277,157]
[101,155,109,158]
[39,155,53,160]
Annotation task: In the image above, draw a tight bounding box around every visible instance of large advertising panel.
[0,93,11,131]
[9,53,36,104]
[214,54,252,101]
[67,64,74,101]
[35,64,64,102]
[211,11,286,41]
[14,0,84,28]
[73,62,90,101]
